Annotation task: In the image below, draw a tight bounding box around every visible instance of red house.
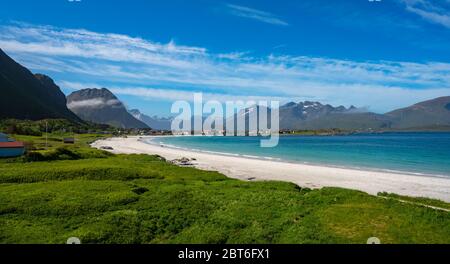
[0,141,25,157]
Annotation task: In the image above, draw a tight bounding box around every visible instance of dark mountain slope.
[0,49,81,122]
[386,96,450,129]
[67,88,148,129]
[278,101,390,130]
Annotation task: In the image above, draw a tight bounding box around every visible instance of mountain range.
[129,109,172,130]
[238,98,450,131]
[0,48,449,131]
[386,97,450,129]
[278,101,390,130]
[66,88,148,129]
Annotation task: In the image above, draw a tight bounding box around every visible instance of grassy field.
[0,134,449,244]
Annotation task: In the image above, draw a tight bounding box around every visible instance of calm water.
[146,133,450,177]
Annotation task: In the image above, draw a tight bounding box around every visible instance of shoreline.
[91,136,450,202]
[144,136,450,180]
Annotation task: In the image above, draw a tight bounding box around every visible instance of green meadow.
[0,134,449,244]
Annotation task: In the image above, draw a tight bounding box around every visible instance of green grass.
[378,192,450,211]
[0,133,113,163]
[0,134,449,244]
[12,133,111,150]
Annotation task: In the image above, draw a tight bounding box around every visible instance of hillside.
[67,88,148,129]
[0,49,81,122]
[279,101,391,130]
[240,99,449,131]
[386,96,450,129]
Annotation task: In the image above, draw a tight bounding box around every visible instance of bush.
[48,147,82,160]
[23,151,46,162]
[132,187,149,195]
[21,146,113,163]
[23,141,36,152]
[22,147,81,162]
[8,124,42,136]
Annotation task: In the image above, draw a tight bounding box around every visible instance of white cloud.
[1,23,449,113]
[67,98,122,109]
[60,81,450,113]
[0,23,206,69]
[401,0,450,28]
[61,81,289,103]
[225,4,289,26]
[217,51,250,60]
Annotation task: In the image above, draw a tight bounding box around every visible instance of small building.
[63,138,75,144]
[0,141,25,158]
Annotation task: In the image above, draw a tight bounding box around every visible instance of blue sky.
[1,0,450,116]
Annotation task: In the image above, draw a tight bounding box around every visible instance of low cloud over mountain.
[67,88,148,129]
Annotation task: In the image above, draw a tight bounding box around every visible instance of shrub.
[132,187,149,195]
[23,151,46,162]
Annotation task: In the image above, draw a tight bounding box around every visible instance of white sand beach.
[91,136,450,202]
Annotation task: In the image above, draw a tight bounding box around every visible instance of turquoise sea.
[146,133,450,177]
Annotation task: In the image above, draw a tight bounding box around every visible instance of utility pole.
[45,121,48,149]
